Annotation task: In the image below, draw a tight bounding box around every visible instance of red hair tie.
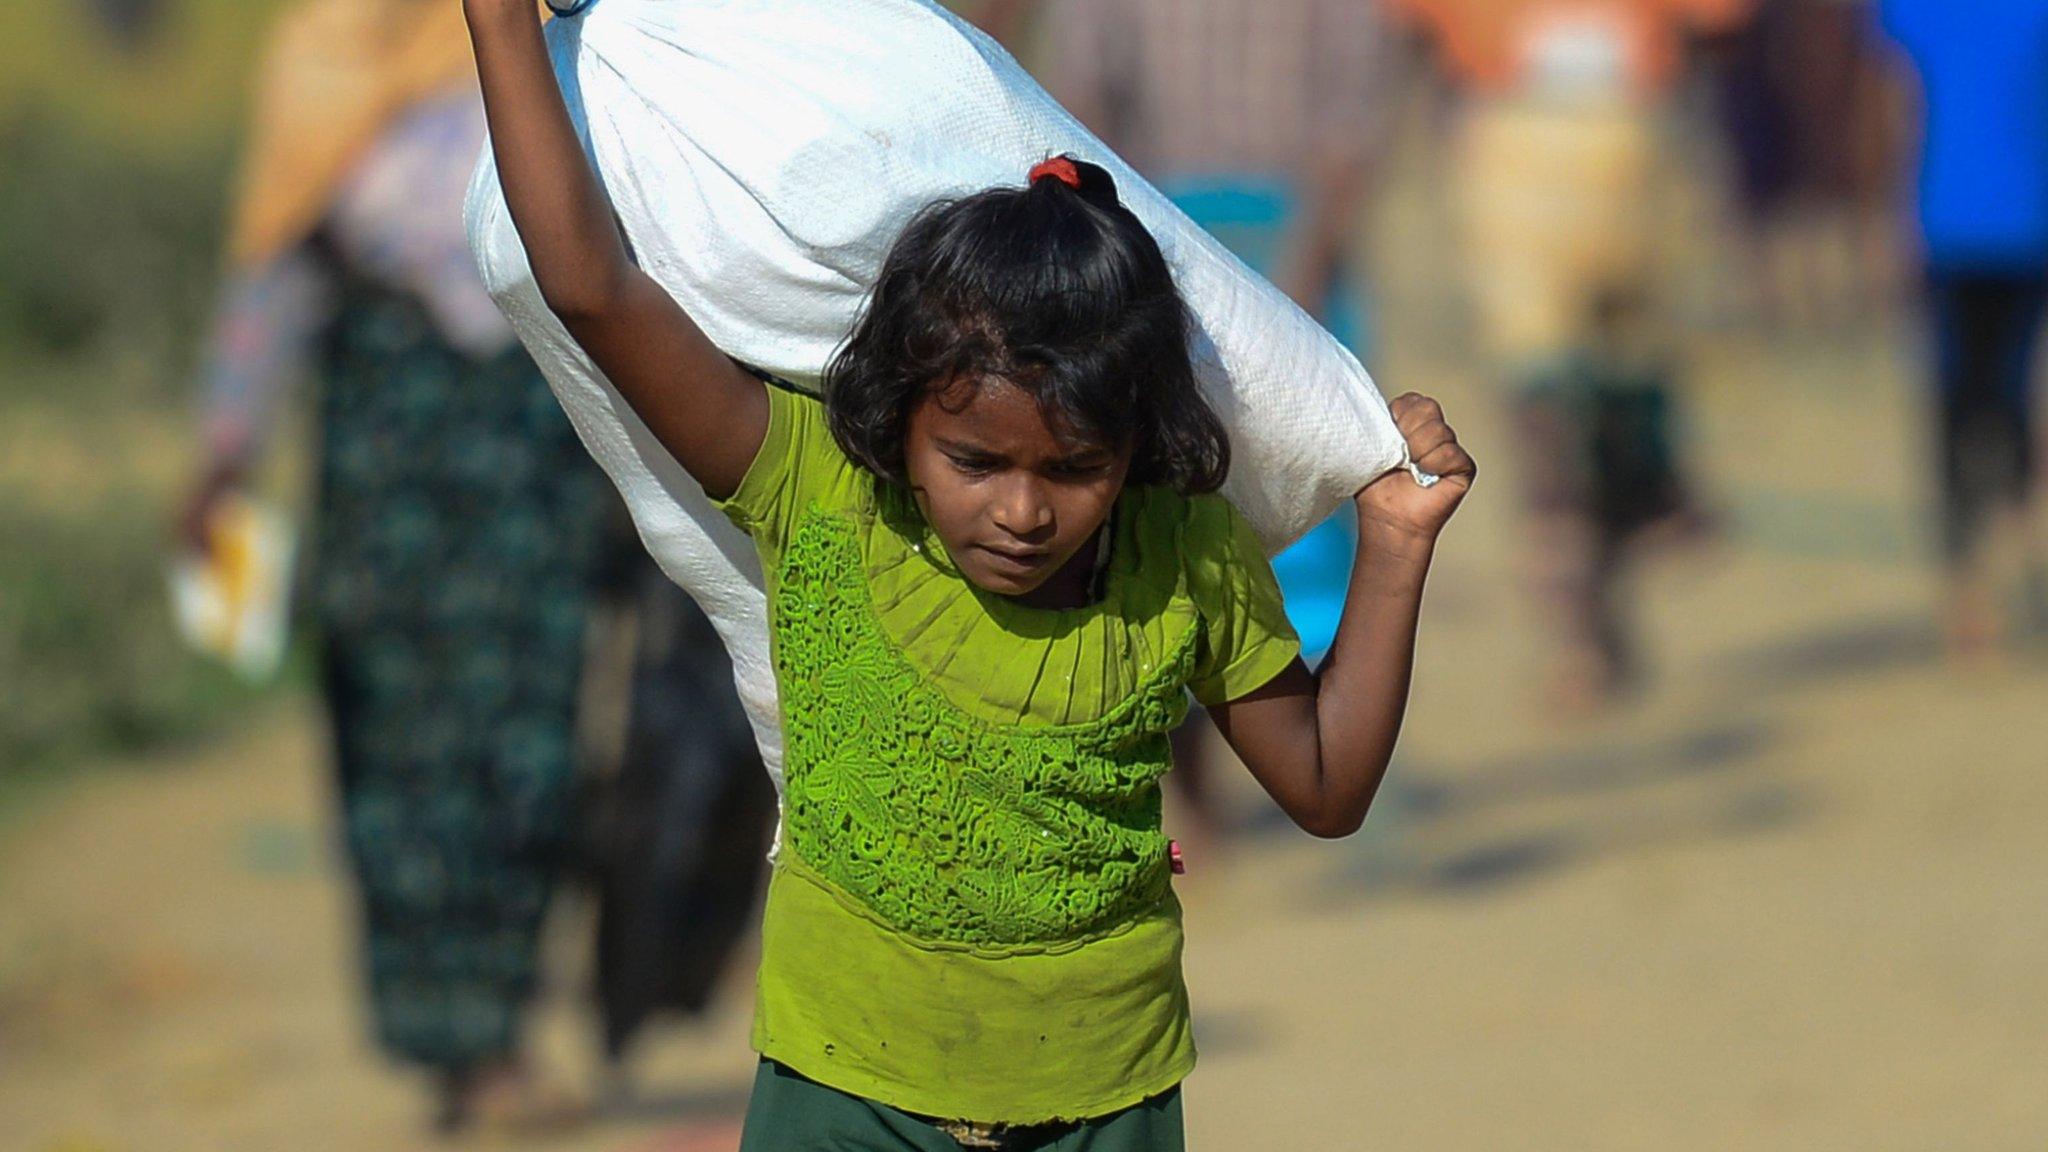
[1029,156,1082,189]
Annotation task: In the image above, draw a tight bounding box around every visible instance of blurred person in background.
[1041,0,1402,841]
[1879,0,2048,660]
[1709,0,1899,330]
[1391,0,1737,708]
[177,0,610,1131]
[966,0,1041,50]
[581,513,777,1088]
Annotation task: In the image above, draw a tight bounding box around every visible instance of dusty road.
[4,327,2046,1151]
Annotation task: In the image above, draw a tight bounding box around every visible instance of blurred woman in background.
[179,0,608,1131]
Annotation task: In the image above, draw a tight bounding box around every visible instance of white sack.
[466,0,1411,788]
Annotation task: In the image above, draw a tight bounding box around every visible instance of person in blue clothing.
[1880,0,2048,657]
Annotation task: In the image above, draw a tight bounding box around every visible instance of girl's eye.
[948,454,998,476]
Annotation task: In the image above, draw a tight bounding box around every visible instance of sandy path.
[3,328,2045,1151]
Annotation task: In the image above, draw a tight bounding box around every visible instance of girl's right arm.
[463,0,766,499]
[1206,394,1474,839]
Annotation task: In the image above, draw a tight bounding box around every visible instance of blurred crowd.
[1019,0,2042,694]
[56,0,2048,1140]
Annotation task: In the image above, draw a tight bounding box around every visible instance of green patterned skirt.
[312,274,609,1069]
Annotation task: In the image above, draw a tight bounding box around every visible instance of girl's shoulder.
[1119,485,1264,566]
[1120,485,1300,707]
[1117,485,1275,614]
[713,380,869,547]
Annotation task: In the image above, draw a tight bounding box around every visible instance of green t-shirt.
[718,385,1299,1124]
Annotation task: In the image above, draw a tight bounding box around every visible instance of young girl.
[465,1,1476,1145]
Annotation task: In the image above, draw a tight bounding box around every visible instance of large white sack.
[466,0,1411,787]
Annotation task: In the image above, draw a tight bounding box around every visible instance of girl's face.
[902,377,1132,605]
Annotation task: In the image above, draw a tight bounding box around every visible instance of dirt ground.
[4,318,2046,1150]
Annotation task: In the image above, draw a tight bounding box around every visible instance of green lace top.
[717,385,1300,1124]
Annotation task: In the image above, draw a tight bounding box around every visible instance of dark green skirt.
[738,1060,1184,1151]
[314,272,610,1070]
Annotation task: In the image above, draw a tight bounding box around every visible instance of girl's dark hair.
[823,155,1230,494]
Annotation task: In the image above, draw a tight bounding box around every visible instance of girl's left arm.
[1207,393,1475,839]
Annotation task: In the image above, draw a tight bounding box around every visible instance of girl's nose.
[992,478,1054,538]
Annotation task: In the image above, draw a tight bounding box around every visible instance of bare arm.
[1275,0,1404,311]
[179,254,335,552]
[968,0,1041,51]
[1039,0,1129,145]
[1274,149,1371,313]
[1208,394,1475,839]
[463,0,765,498]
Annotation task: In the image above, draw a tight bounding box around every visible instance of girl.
[464,0,1476,1145]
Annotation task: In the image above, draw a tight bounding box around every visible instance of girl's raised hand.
[1213,390,1471,840]
[1356,392,1475,549]
[464,0,767,499]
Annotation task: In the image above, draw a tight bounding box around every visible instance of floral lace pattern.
[773,509,1197,947]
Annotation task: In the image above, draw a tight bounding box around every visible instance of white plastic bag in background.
[168,493,297,683]
[466,0,1411,788]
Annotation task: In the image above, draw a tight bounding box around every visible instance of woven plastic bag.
[466,0,1411,785]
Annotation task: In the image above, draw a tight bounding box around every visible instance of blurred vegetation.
[1,0,297,791]
[0,0,289,147]
[0,113,230,385]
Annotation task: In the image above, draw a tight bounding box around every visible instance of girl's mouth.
[977,545,1054,573]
